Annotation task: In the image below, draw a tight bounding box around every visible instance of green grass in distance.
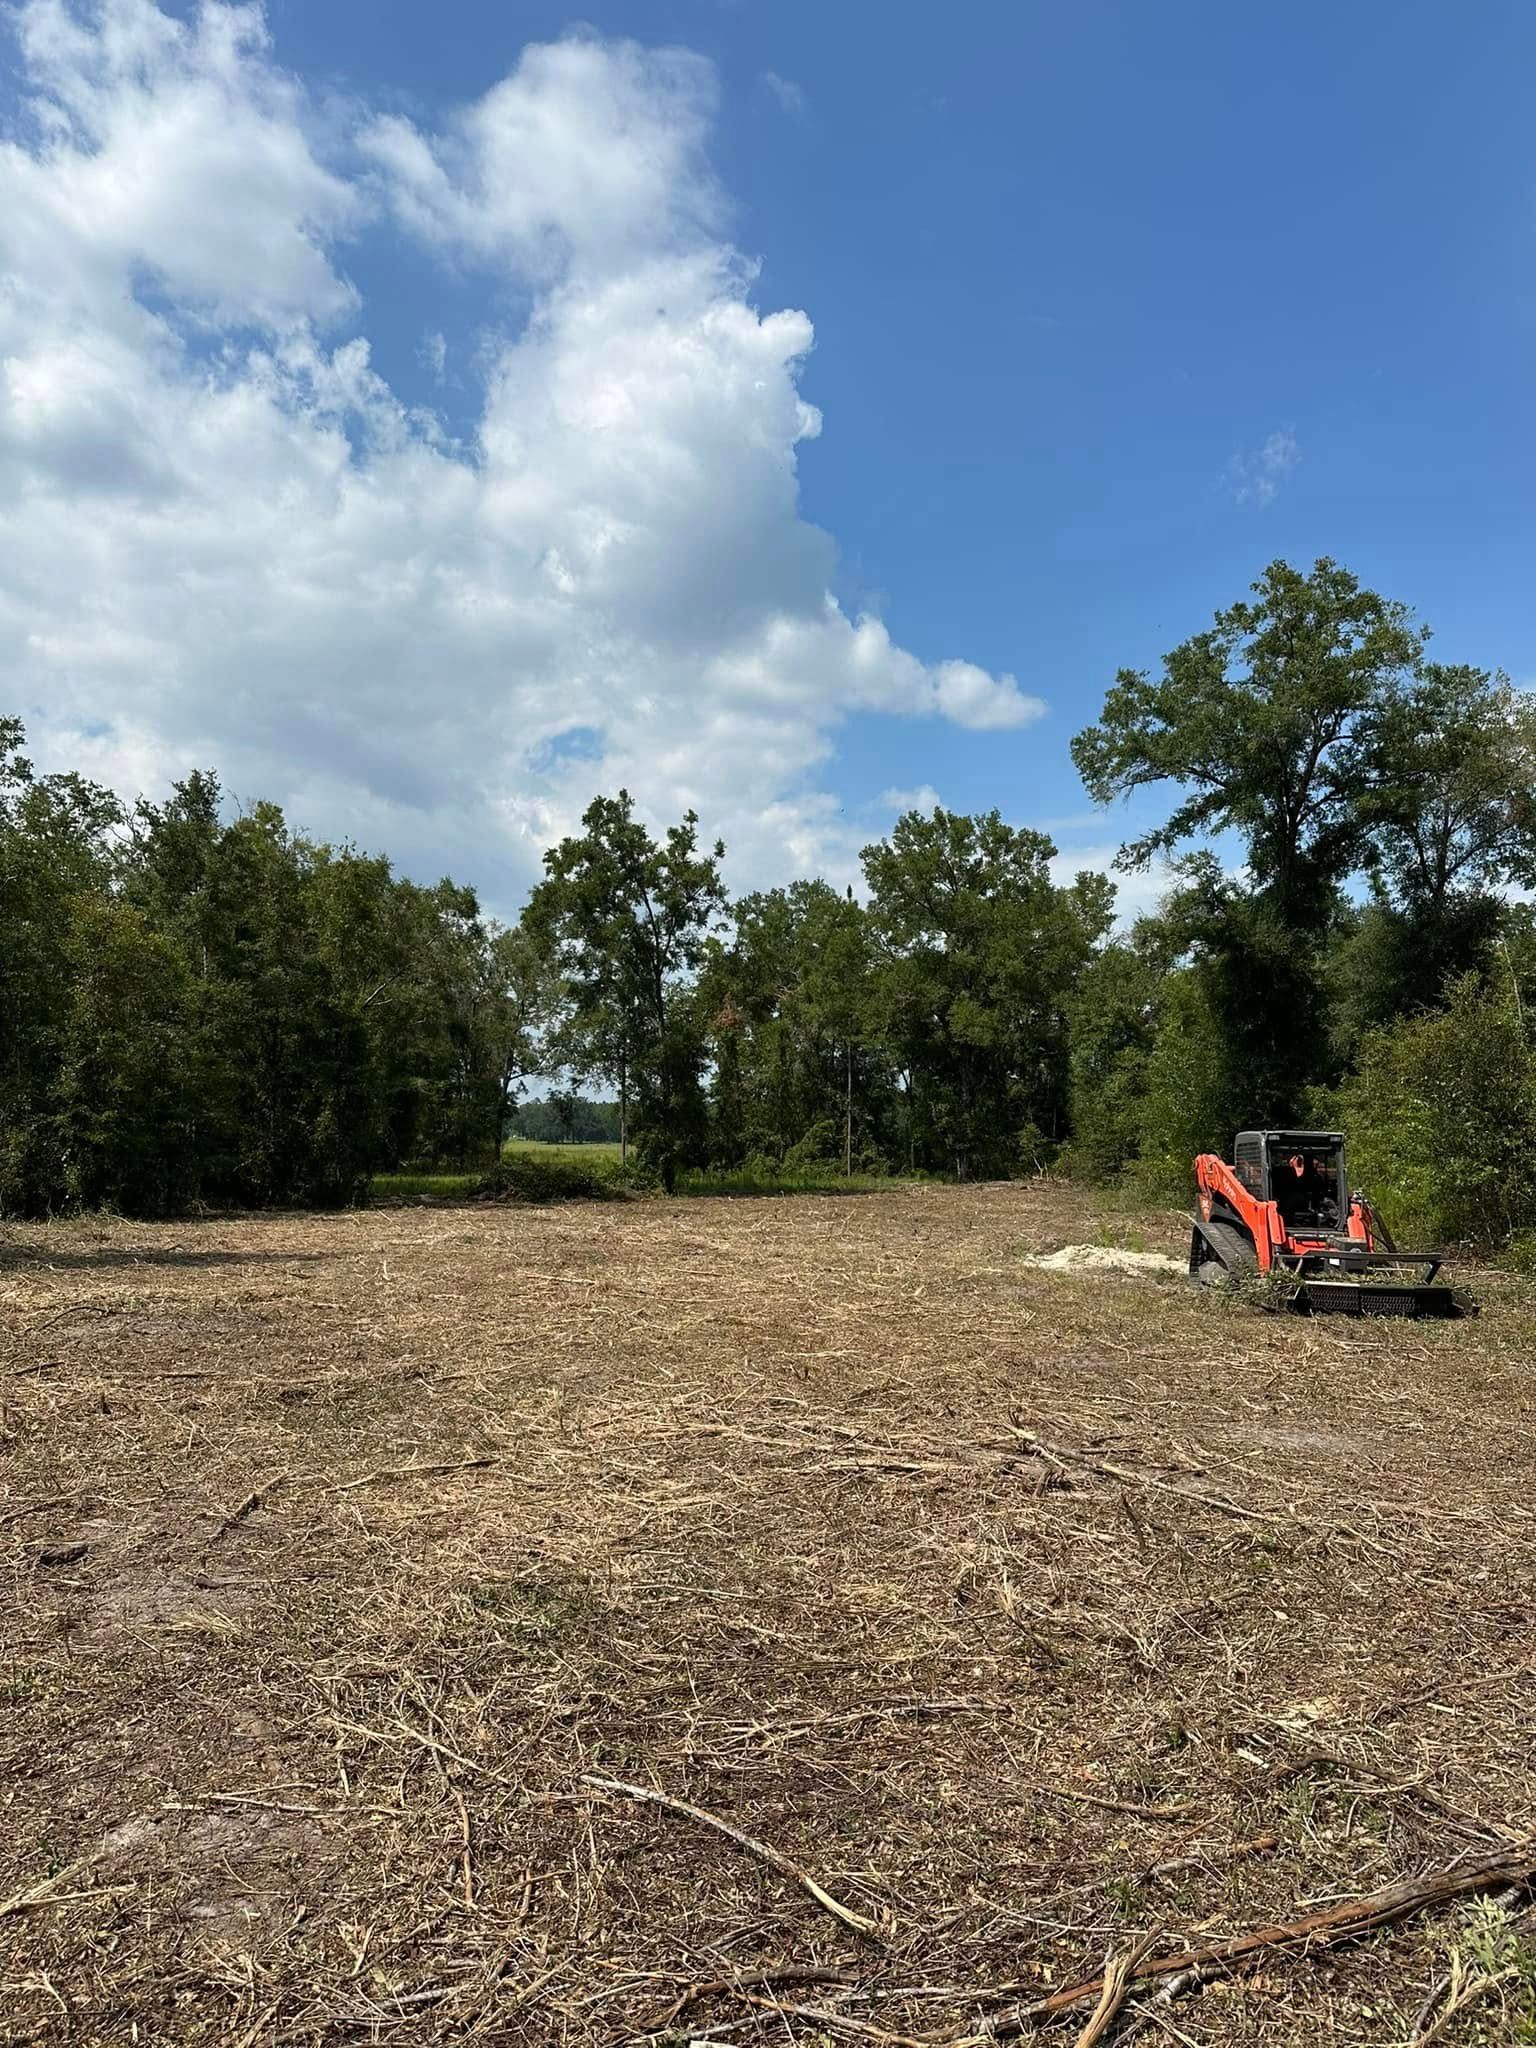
[501,1137,622,1162]
[369,1171,480,1202]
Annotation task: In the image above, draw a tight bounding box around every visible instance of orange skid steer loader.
[1189,1129,1463,1317]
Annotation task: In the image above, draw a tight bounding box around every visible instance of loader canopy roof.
[1235,1129,1345,1149]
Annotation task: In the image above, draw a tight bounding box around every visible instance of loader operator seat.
[1275,1150,1339,1231]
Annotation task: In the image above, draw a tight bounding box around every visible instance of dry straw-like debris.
[4,1181,1535,2043]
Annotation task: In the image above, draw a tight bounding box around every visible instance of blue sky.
[3,0,1533,909]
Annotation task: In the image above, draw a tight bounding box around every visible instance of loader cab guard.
[1238,1130,1346,1233]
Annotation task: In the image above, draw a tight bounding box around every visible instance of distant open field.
[4,1184,1536,2045]
[502,1139,624,1160]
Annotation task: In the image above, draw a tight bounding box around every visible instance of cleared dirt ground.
[3,1183,1535,2047]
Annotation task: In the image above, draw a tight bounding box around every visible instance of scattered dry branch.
[1411,1964,1519,2046]
[206,1470,287,1543]
[972,1846,1536,2038]
[651,1964,861,2030]
[325,1456,497,1494]
[583,1773,882,1935]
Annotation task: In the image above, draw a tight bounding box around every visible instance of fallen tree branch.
[652,1965,861,2030]
[0,1496,77,1530]
[27,1303,125,1334]
[732,1992,928,2044]
[963,1844,1536,2039]
[329,1713,515,1788]
[1013,1428,1395,1554]
[581,1772,881,1936]
[0,1822,142,1921]
[0,1877,129,1919]
[1116,1958,1232,2042]
[1139,1832,1278,1885]
[1074,1931,1163,2047]
[1013,1431,1276,1525]
[207,1470,287,1543]
[326,1457,496,1495]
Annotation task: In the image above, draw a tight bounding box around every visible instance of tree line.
[6,558,1536,1242]
[508,1096,623,1146]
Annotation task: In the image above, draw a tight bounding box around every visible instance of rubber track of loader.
[1193,1217,1258,1277]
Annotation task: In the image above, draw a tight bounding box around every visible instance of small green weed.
[1417,1895,1536,2044]
[1104,1875,1143,1917]
[466,1577,595,1639]
[1283,1777,1317,1828]
[1,1667,42,1707]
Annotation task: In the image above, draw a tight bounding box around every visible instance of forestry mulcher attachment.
[1190,1130,1462,1317]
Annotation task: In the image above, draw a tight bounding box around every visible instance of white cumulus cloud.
[877,784,944,815]
[0,1,1042,900]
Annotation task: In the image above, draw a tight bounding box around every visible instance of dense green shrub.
[1322,976,1536,1248]
[473,1151,633,1202]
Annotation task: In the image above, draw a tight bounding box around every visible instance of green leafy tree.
[863,808,1113,1178]
[704,880,887,1172]
[528,793,726,1193]
[126,785,430,1200]
[509,1094,622,1144]
[550,1085,580,1144]
[1325,895,1506,1051]
[1071,560,1440,1152]
[1072,558,1425,930]
[701,886,801,1165]
[486,924,558,1153]
[302,852,454,1169]
[1362,665,1536,917]
[198,805,378,1204]
[1325,665,1536,1033]
[1066,914,1179,1180]
[802,884,878,1176]
[397,887,554,1170]
[2,723,582,1215]
[55,899,199,1215]
[1129,966,1245,1197]
[0,719,125,1213]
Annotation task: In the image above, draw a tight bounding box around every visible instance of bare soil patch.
[3,1184,1534,2045]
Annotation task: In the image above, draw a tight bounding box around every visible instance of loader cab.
[1233,1129,1347,1234]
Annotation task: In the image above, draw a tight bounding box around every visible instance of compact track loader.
[1189,1129,1463,1317]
